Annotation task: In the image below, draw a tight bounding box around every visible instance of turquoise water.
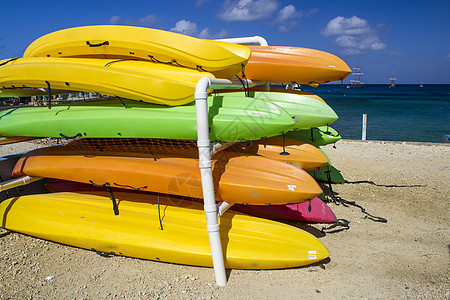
[301,84,450,143]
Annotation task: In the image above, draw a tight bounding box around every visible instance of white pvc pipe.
[215,36,268,46]
[362,114,367,140]
[0,176,42,192]
[217,202,234,217]
[195,77,257,286]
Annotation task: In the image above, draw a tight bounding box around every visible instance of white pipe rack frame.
[200,36,268,286]
[0,176,42,192]
[196,36,269,286]
[195,77,264,286]
[215,36,268,46]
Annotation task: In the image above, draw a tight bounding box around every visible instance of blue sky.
[1,0,449,84]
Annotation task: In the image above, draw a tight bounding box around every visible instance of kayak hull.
[232,197,337,223]
[12,145,323,205]
[0,97,296,142]
[0,57,215,106]
[245,46,351,84]
[23,25,251,79]
[0,191,329,269]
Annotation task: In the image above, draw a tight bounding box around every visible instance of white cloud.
[272,5,318,32]
[321,16,371,36]
[218,0,279,21]
[170,20,228,39]
[108,14,159,27]
[321,16,386,55]
[390,50,408,58]
[198,28,229,39]
[274,5,302,32]
[304,8,319,17]
[196,0,210,6]
[170,20,198,36]
[277,5,302,21]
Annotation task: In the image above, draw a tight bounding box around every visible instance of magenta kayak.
[231,198,337,223]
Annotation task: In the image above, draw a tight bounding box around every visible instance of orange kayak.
[12,145,322,205]
[241,136,329,171]
[245,46,351,85]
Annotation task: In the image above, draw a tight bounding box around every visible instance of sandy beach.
[0,139,449,299]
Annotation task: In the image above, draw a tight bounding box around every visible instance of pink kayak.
[231,197,337,223]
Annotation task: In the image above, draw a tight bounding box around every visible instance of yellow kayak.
[23,25,250,79]
[0,57,215,106]
[0,191,330,269]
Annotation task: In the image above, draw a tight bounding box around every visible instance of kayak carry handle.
[59,133,82,139]
[86,41,109,47]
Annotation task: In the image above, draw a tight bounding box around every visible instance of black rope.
[157,194,163,230]
[321,219,350,234]
[325,170,387,223]
[0,58,19,66]
[148,55,193,69]
[240,64,250,95]
[117,97,128,109]
[104,59,137,67]
[45,81,51,109]
[148,55,171,65]
[112,182,148,191]
[146,54,210,73]
[279,133,290,155]
[235,74,248,97]
[89,180,119,215]
[91,248,115,257]
[196,65,207,72]
[144,141,157,161]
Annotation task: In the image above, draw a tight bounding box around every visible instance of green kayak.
[217,89,338,130]
[287,126,341,146]
[0,96,296,142]
[308,165,345,184]
[304,143,345,183]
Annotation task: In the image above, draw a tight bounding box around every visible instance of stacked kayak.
[0,25,352,272]
[0,191,329,269]
[0,97,295,142]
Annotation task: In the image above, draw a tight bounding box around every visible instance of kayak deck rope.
[88,180,119,215]
[157,193,163,230]
[45,81,52,110]
[0,58,19,66]
[148,55,208,73]
[116,97,128,109]
[112,182,148,191]
[59,133,82,139]
[235,64,250,97]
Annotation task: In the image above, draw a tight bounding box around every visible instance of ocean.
[300,84,450,143]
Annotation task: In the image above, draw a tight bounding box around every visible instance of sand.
[0,139,449,299]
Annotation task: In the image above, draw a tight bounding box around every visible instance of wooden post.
[362,114,367,140]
